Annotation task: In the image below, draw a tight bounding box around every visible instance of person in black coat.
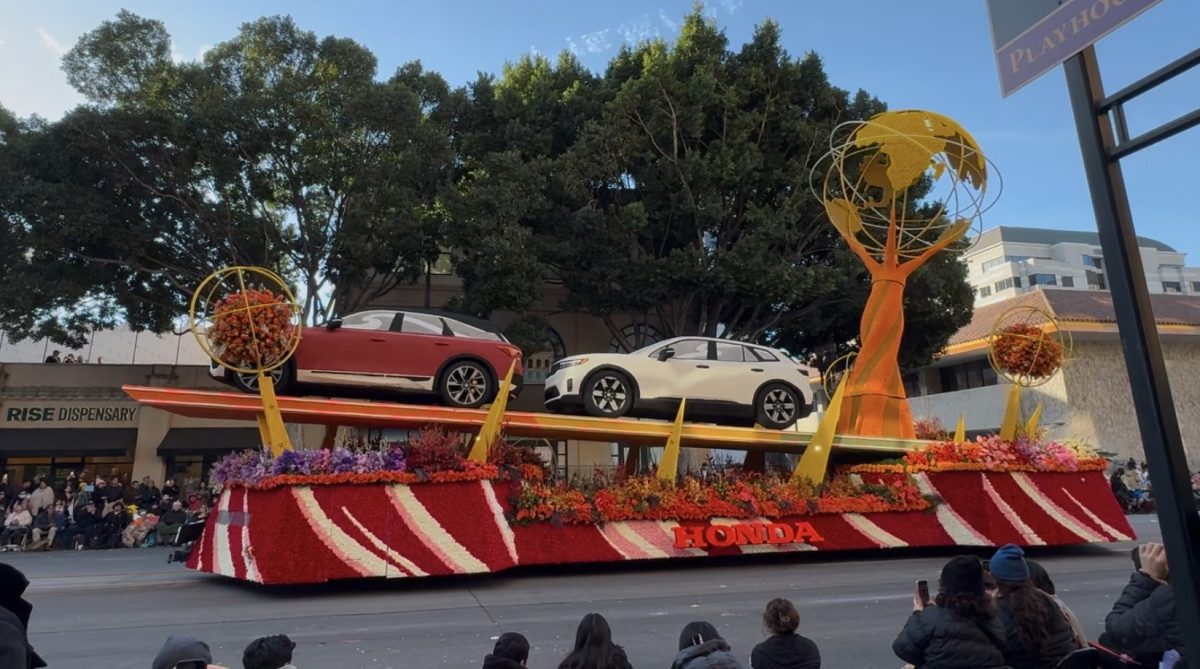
[483,632,529,669]
[92,502,129,549]
[673,621,745,669]
[60,502,98,549]
[750,599,820,669]
[988,544,1079,669]
[0,564,46,668]
[893,556,1007,669]
[1102,543,1189,668]
[557,613,632,669]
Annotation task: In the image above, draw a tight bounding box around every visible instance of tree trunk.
[836,271,915,439]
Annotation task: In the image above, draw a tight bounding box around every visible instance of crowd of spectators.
[0,538,1192,667]
[0,470,212,552]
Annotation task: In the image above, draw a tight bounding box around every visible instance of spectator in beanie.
[750,599,819,669]
[483,632,530,669]
[989,545,1079,669]
[673,621,745,669]
[557,613,633,669]
[28,480,53,515]
[1025,560,1087,649]
[1102,543,1189,665]
[893,556,1007,669]
[0,564,47,668]
[243,634,297,669]
[153,635,229,669]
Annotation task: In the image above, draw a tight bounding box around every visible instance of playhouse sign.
[672,521,824,549]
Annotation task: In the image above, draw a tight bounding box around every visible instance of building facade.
[904,289,1200,467]
[965,226,1200,307]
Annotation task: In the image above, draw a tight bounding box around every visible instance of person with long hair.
[671,621,744,669]
[557,613,633,669]
[893,556,1007,669]
[1025,560,1088,649]
[989,545,1079,669]
[749,598,819,669]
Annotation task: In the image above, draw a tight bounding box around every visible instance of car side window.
[445,318,502,341]
[749,347,779,362]
[715,343,746,362]
[341,311,396,331]
[400,313,443,336]
[670,339,710,361]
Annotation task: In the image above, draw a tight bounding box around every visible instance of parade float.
[123,110,1132,585]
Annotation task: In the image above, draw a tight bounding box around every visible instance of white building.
[965,226,1200,306]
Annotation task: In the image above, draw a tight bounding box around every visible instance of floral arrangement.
[848,435,1107,475]
[208,288,296,369]
[992,323,1063,380]
[914,417,950,441]
[509,471,931,525]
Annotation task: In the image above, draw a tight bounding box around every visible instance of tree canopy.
[0,7,974,368]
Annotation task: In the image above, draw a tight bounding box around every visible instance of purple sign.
[991,0,1161,97]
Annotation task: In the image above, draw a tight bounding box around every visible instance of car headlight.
[550,358,588,374]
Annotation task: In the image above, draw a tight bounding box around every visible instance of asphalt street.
[6,514,1160,669]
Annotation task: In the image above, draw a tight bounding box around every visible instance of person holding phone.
[892,556,1007,669]
[1101,543,1189,668]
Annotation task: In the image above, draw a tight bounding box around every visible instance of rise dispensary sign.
[3,405,138,424]
[986,0,1161,97]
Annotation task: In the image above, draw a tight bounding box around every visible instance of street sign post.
[986,0,1162,96]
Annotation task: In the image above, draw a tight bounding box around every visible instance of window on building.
[1087,270,1107,290]
[994,277,1021,292]
[937,359,999,394]
[978,286,992,298]
[1192,281,1200,293]
[1029,273,1058,287]
[981,255,1034,272]
[611,323,662,352]
[1083,255,1104,270]
[1163,281,1182,293]
[1061,276,1075,288]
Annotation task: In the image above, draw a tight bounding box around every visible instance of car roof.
[343,307,504,335]
[660,335,779,350]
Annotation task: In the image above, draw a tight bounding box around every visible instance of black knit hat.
[940,555,985,597]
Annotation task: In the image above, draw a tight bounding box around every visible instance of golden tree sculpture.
[815,110,1000,439]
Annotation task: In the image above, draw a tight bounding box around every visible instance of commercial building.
[904,288,1200,467]
[965,226,1200,307]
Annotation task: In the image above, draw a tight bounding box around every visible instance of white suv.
[543,336,815,429]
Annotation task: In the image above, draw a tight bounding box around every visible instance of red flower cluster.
[243,463,501,491]
[914,417,950,441]
[509,472,930,525]
[992,323,1063,380]
[209,289,296,369]
[847,435,1108,475]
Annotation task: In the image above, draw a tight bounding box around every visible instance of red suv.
[210,309,523,408]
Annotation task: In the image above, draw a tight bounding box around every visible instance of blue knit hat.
[990,544,1031,583]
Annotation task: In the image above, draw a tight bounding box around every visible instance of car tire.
[231,361,294,395]
[755,383,802,430]
[439,360,492,409]
[583,369,634,418]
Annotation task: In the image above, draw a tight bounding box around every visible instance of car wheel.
[755,383,802,430]
[231,362,293,395]
[583,370,633,418]
[439,360,492,409]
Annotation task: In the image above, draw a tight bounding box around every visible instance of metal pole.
[1064,45,1200,657]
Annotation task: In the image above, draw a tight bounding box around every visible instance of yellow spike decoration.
[468,362,516,463]
[999,383,1022,441]
[657,398,688,484]
[1026,402,1044,438]
[954,415,966,444]
[792,375,847,485]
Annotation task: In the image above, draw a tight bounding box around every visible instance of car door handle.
[435,342,450,347]
[695,364,710,369]
[751,368,764,372]
[369,337,387,342]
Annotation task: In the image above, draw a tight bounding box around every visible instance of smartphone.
[1131,546,1142,570]
[916,579,931,606]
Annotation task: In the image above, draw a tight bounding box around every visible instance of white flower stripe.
[241,489,261,582]
[291,487,384,577]
[1063,490,1133,541]
[1011,473,1106,542]
[982,474,1045,545]
[611,522,669,559]
[481,481,519,563]
[214,489,234,577]
[915,473,992,546]
[387,485,488,573]
[596,523,643,559]
[844,513,909,548]
[341,508,425,577]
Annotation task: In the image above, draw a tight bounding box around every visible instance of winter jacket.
[995,591,1079,669]
[750,633,820,669]
[4,510,31,529]
[481,655,526,669]
[892,607,1007,669]
[159,509,187,526]
[673,639,746,669]
[1102,572,1188,662]
[0,565,47,668]
[28,488,53,515]
[30,511,52,533]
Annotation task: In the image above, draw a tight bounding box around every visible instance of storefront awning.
[0,428,136,457]
[156,428,262,455]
